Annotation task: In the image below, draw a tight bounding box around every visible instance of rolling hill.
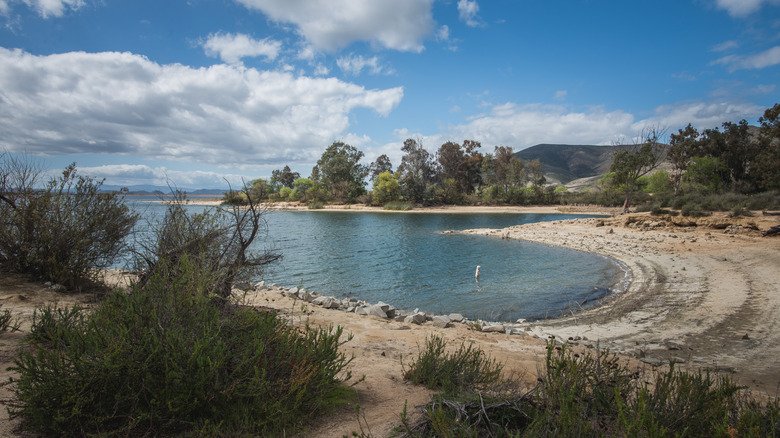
[515,144,619,185]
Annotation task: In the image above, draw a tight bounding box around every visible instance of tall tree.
[756,103,780,190]
[436,141,464,184]
[493,146,514,190]
[610,127,667,212]
[270,165,300,190]
[461,140,483,193]
[368,154,393,182]
[398,138,435,203]
[668,124,701,195]
[312,141,368,202]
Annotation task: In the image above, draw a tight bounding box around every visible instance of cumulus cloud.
[201,32,282,65]
[336,54,387,75]
[0,48,404,166]
[234,0,435,52]
[636,101,765,131]
[457,0,481,27]
[712,46,780,71]
[714,0,780,17]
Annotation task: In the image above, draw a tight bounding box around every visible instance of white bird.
[475,265,481,280]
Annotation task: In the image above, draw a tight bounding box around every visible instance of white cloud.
[201,32,282,65]
[337,54,387,75]
[637,101,764,130]
[19,0,83,17]
[553,90,567,101]
[234,0,435,52]
[79,164,249,189]
[0,48,404,166]
[457,0,481,27]
[714,0,780,17]
[712,46,780,70]
[712,40,738,52]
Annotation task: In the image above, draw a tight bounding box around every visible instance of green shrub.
[384,201,414,211]
[400,339,780,437]
[8,256,355,437]
[402,335,503,395]
[0,304,19,332]
[0,158,137,291]
[221,189,249,206]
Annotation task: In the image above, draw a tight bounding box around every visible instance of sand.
[0,206,778,437]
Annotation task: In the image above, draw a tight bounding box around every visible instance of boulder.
[447,313,465,323]
[432,315,451,328]
[367,304,389,318]
[404,313,427,325]
[482,324,506,333]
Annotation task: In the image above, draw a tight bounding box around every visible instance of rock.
[665,341,683,351]
[254,281,267,290]
[367,304,389,318]
[50,284,66,293]
[432,315,451,328]
[640,357,666,366]
[404,313,427,325]
[448,313,465,323]
[482,324,506,333]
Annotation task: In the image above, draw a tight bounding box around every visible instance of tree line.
[226,103,780,212]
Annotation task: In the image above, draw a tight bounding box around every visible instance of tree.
[493,146,514,191]
[610,127,667,212]
[372,171,401,205]
[312,141,368,202]
[436,141,464,184]
[668,124,701,195]
[526,159,546,188]
[398,138,435,203]
[755,103,780,190]
[270,165,300,190]
[368,154,393,182]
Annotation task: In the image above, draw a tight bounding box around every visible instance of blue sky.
[1,0,778,189]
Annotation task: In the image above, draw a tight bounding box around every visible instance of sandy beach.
[1,205,778,436]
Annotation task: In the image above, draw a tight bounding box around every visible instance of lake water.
[127,197,628,322]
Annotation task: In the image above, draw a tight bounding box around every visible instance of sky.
[1,0,779,189]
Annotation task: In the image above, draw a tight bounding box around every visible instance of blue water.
[125,197,627,322]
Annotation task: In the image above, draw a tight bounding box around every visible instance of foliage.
[0,304,20,332]
[0,157,138,291]
[644,170,672,194]
[398,138,436,204]
[399,339,780,437]
[270,165,300,191]
[610,127,667,211]
[383,201,414,211]
[133,190,281,300]
[368,154,393,182]
[402,335,503,396]
[312,141,368,202]
[8,256,354,437]
[221,188,249,205]
[372,170,401,205]
[756,103,780,191]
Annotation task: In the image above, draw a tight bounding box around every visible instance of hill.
[515,144,618,185]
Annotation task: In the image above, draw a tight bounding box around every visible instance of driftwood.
[763,225,780,237]
[762,211,780,216]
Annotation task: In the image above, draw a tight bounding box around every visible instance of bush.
[384,201,414,211]
[400,339,780,437]
[0,157,137,291]
[8,256,355,437]
[133,191,281,300]
[402,335,503,395]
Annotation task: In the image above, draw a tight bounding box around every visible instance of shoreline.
[1,209,778,437]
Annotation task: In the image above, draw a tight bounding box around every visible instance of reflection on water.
[125,197,627,322]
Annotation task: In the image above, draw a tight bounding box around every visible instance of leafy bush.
[0,157,137,291]
[9,256,354,437]
[384,201,414,211]
[0,304,19,332]
[402,335,503,395]
[221,189,249,206]
[399,339,780,437]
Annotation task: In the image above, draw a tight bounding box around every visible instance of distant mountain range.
[516,144,620,186]
[101,184,225,195]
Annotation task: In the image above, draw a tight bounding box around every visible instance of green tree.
[668,124,702,195]
[270,165,300,191]
[312,142,368,202]
[398,138,435,203]
[372,171,401,205]
[686,156,729,192]
[368,154,393,182]
[493,146,515,191]
[610,128,667,212]
[756,103,780,190]
[644,170,672,194]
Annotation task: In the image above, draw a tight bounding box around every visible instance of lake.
[127,197,628,322]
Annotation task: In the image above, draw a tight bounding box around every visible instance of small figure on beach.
[475,265,481,281]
